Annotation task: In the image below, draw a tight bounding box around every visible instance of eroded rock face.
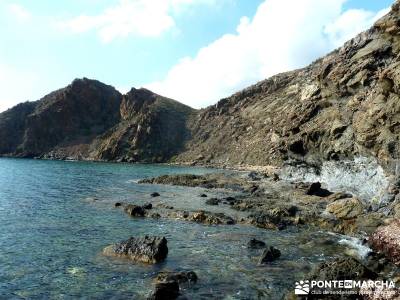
[326,197,364,219]
[103,236,168,264]
[369,220,400,266]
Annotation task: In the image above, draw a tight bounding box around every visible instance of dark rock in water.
[155,271,198,285]
[124,204,145,217]
[205,198,219,205]
[199,194,208,198]
[114,202,123,207]
[149,270,198,300]
[272,173,280,181]
[248,171,262,181]
[103,236,168,264]
[259,246,281,264]
[306,182,332,197]
[151,192,160,197]
[247,238,266,249]
[309,257,377,281]
[190,211,235,225]
[143,203,153,210]
[148,280,180,300]
[369,220,400,266]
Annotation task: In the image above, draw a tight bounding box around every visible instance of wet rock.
[148,280,180,300]
[369,220,400,266]
[155,271,198,285]
[326,197,364,219]
[124,204,146,217]
[190,211,235,225]
[259,246,281,264]
[309,257,377,281]
[247,238,266,249]
[143,203,153,210]
[114,202,123,207]
[199,194,208,198]
[103,236,168,264]
[205,198,220,205]
[248,171,262,181]
[306,182,332,197]
[151,192,160,197]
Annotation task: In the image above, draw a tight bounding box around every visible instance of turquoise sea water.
[0,158,345,299]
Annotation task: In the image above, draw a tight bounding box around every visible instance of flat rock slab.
[103,236,168,264]
[370,220,400,266]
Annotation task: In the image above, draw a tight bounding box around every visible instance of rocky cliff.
[1,2,400,171]
[0,78,195,162]
[175,1,400,171]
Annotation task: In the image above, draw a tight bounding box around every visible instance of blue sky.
[0,0,394,112]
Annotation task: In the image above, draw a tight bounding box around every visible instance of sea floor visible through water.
[0,158,356,299]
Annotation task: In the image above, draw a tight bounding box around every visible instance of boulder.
[326,197,364,219]
[143,203,153,210]
[369,220,400,266]
[247,238,266,249]
[306,182,332,197]
[148,281,180,300]
[259,246,281,264]
[124,204,146,217]
[155,271,198,284]
[190,211,235,225]
[199,194,208,198]
[205,198,219,205]
[309,257,377,281]
[103,236,168,264]
[151,192,161,197]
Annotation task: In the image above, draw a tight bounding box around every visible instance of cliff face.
[1,2,400,169]
[175,2,400,170]
[0,78,195,162]
[92,88,195,163]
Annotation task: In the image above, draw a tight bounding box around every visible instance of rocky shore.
[103,162,400,299]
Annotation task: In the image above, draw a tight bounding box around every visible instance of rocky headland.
[2,1,400,299]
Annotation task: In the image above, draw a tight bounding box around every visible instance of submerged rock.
[247,238,266,249]
[149,271,198,300]
[259,246,281,264]
[205,198,220,205]
[151,192,160,197]
[326,197,364,219]
[148,280,180,300]
[124,204,146,217]
[155,271,198,285]
[103,236,168,264]
[369,220,400,266]
[199,194,208,198]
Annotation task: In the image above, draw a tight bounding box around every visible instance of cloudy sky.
[0,0,393,112]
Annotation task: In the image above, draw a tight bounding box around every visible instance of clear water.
[0,158,347,299]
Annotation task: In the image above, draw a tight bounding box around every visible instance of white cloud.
[59,0,216,43]
[8,3,31,21]
[146,0,389,108]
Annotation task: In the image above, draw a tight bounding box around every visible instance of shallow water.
[0,158,348,299]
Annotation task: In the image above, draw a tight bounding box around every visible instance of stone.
[247,238,266,249]
[326,197,364,219]
[148,281,180,300]
[151,192,160,197]
[103,236,168,264]
[205,198,219,205]
[155,271,198,285]
[306,182,332,197]
[143,203,153,210]
[259,246,281,264]
[199,194,208,198]
[369,220,400,266]
[124,204,146,217]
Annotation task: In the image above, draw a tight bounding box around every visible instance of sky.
[0,0,394,113]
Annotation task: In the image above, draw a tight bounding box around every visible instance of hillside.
[175,1,400,171]
[0,2,400,171]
